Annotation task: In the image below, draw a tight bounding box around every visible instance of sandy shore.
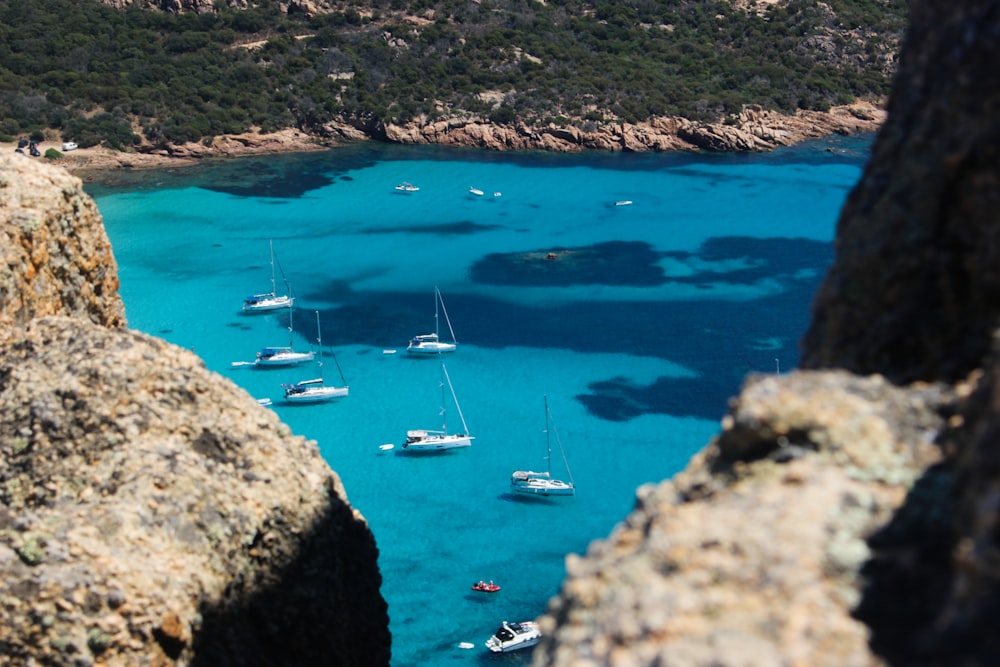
[0,129,332,179]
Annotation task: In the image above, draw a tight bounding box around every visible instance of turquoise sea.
[86,135,871,666]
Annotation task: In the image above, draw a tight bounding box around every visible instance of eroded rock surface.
[0,155,125,329]
[0,156,388,665]
[0,317,389,666]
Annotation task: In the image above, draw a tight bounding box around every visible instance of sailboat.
[242,240,294,313]
[510,395,575,496]
[281,311,349,403]
[251,304,315,367]
[401,359,474,452]
[407,287,457,354]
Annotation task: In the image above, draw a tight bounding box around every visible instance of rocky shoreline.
[3,101,885,178]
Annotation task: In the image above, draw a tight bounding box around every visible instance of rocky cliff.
[0,156,389,665]
[532,0,1000,665]
[0,156,125,329]
[362,102,884,154]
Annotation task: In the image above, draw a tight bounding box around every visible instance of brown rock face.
[0,155,125,329]
[534,371,948,667]
[0,317,389,666]
[801,0,1000,384]
[0,158,389,664]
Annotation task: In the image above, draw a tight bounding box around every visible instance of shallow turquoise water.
[89,135,871,666]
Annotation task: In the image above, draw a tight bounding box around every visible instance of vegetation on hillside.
[0,0,906,149]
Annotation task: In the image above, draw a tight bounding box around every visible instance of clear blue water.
[86,135,871,666]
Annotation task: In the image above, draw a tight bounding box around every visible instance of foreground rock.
[535,371,949,666]
[0,317,389,666]
[0,155,125,328]
[0,156,389,665]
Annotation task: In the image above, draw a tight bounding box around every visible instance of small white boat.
[511,395,576,497]
[615,200,633,206]
[282,311,349,403]
[395,182,419,192]
[469,187,484,196]
[485,621,541,653]
[243,240,294,313]
[401,360,473,452]
[493,191,502,197]
[407,287,458,355]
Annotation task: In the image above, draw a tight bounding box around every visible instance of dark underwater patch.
[362,220,503,235]
[471,240,665,287]
[470,236,831,289]
[576,375,736,422]
[664,236,833,286]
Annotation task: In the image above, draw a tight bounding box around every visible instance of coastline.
[2,101,885,179]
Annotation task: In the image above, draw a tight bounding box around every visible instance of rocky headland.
[4,101,885,179]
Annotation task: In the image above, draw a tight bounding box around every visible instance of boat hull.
[283,384,349,403]
[243,295,293,312]
[511,480,576,496]
[256,351,315,366]
[407,342,456,354]
[485,621,541,653]
[402,431,473,451]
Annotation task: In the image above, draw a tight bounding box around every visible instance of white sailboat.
[407,287,458,354]
[243,240,294,313]
[232,303,316,368]
[510,395,575,497]
[281,311,349,403]
[253,304,315,367]
[402,359,474,452]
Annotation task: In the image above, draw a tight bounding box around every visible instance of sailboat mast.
[441,361,470,434]
[268,239,277,296]
[437,287,458,344]
[315,310,324,380]
[544,394,552,475]
[433,286,440,339]
[438,356,447,432]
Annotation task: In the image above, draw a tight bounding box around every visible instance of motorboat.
[407,287,458,354]
[485,621,541,653]
[511,396,576,497]
[471,580,501,593]
[469,187,484,196]
[395,182,419,192]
